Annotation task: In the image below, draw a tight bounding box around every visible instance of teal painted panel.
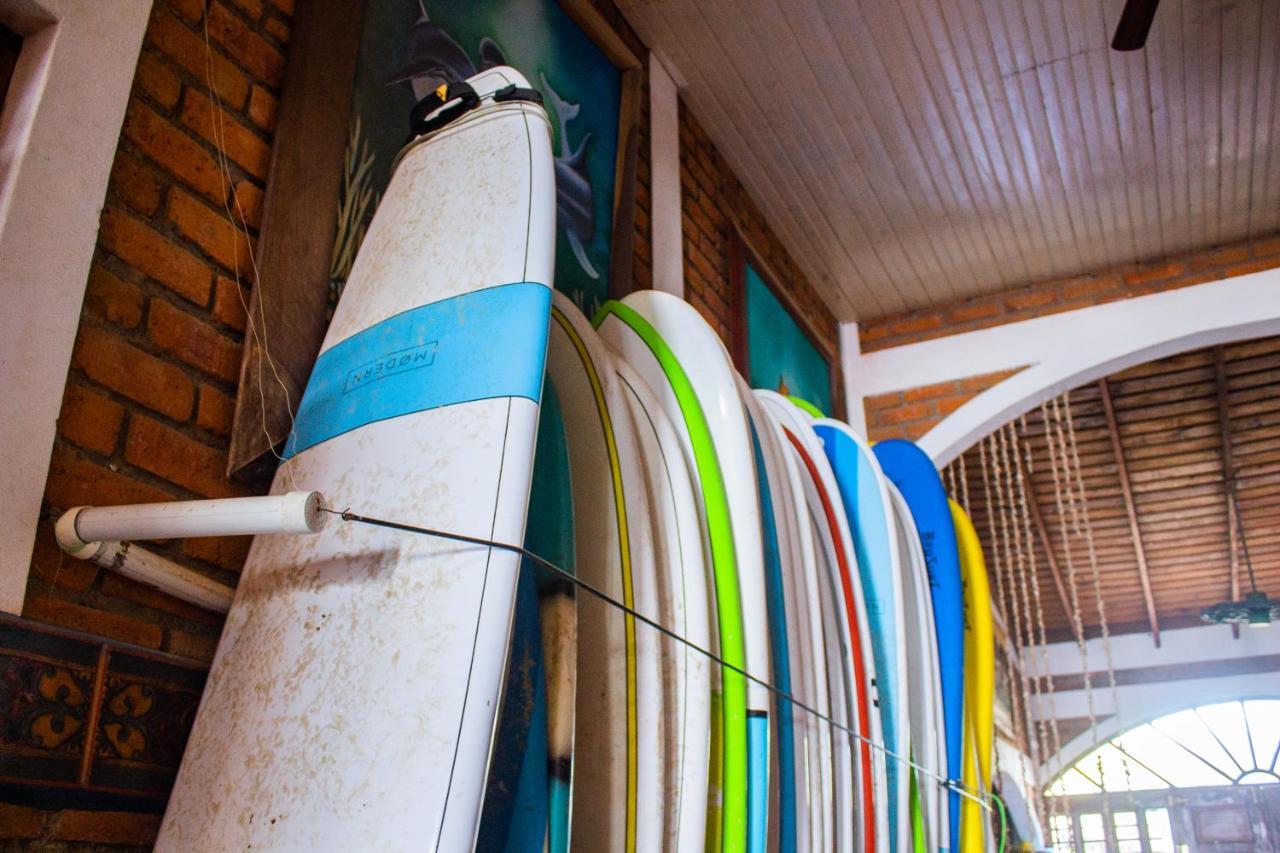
[745,264,832,413]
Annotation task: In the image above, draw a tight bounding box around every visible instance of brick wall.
[17,0,290,843]
[29,0,290,670]
[677,104,837,356]
[863,368,1025,443]
[859,233,1280,353]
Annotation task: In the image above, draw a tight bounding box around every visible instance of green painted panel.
[744,264,832,414]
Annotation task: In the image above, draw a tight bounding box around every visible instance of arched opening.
[1043,699,1280,852]
[932,332,1280,851]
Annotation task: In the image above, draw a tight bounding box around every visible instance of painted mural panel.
[335,0,621,316]
[745,263,833,414]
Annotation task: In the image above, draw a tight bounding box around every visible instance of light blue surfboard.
[815,421,909,853]
[873,439,964,853]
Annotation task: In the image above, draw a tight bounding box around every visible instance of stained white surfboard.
[546,292,664,853]
[610,290,772,850]
[158,67,555,851]
[614,357,712,853]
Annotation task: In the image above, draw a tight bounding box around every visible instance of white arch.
[1041,684,1280,783]
[843,267,1280,465]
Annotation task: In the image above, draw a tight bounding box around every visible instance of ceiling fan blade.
[1111,0,1161,51]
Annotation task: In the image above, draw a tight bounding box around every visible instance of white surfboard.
[618,291,774,850]
[739,379,827,853]
[760,392,866,853]
[614,357,712,853]
[546,292,664,853]
[890,481,944,852]
[158,67,555,850]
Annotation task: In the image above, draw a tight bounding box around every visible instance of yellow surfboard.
[950,500,994,852]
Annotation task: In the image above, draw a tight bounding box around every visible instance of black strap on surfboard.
[492,83,543,106]
[408,81,544,143]
[408,81,481,141]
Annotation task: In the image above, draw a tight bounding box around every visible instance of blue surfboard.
[747,417,797,853]
[816,421,909,853]
[478,384,575,853]
[873,439,964,853]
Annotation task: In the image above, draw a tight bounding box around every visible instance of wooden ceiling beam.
[1213,346,1242,640]
[1098,377,1162,647]
[1025,487,1083,645]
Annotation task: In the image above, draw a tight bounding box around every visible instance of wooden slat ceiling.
[951,334,1280,643]
[618,0,1280,320]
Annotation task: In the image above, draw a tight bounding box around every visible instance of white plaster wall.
[842,269,1280,465]
[0,0,153,613]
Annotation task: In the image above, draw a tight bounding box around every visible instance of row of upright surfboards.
[154,67,994,852]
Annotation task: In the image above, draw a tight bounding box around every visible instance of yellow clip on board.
[951,500,994,852]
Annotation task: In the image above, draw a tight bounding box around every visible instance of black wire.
[325,506,993,808]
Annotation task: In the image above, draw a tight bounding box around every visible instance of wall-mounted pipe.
[54,491,327,614]
[72,540,237,614]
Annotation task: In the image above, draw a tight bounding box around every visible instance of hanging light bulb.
[1201,481,1280,628]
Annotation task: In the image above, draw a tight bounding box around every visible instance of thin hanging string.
[957,451,972,519]
[1012,415,1065,827]
[978,438,1009,625]
[1063,391,1135,798]
[994,429,1046,828]
[999,423,1050,825]
[200,3,299,491]
[321,505,996,812]
[1039,399,1080,824]
[1045,393,1102,812]
[982,434,1038,829]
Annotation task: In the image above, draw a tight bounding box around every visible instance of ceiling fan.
[1111,0,1160,51]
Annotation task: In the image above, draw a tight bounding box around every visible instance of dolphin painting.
[386,2,601,281]
[541,72,598,280]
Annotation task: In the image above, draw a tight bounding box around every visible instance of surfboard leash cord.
[323,505,996,813]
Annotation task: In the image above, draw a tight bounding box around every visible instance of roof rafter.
[1213,345,1241,640]
[1098,377,1162,647]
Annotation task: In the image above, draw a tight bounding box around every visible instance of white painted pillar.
[0,0,153,613]
[648,52,684,298]
[839,321,866,436]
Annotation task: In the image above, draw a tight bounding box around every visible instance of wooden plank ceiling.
[618,0,1280,320]
[951,334,1280,643]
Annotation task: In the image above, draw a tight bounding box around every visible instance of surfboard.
[873,440,965,853]
[478,383,575,852]
[753,390,834,853]
[530,384,577,853]
[596,298,749,853]
[478,554,551,852]
[547,292,666,852]
[611,292,772,853]
[889,481,944,853]
[614,356,712,853]
[951,500,994,853]
[739,379,800,853]
[760,391,879,853]
[815,420,911,853]
[156,67,554,850]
